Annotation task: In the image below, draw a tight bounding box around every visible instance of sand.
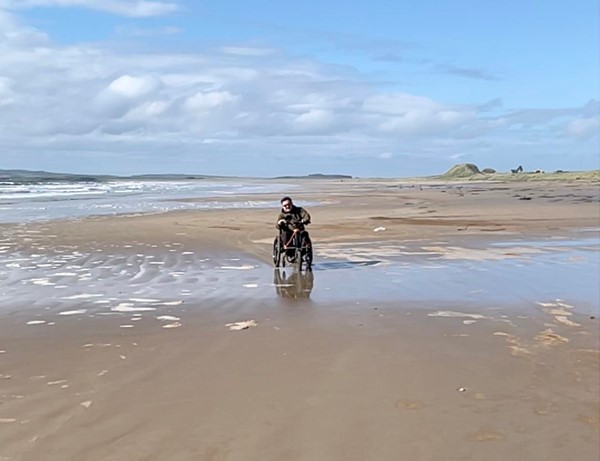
[0,178,598,461]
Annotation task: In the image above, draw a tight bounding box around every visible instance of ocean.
[0,179,297,224]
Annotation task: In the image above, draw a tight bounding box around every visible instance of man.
[276,196,311,249]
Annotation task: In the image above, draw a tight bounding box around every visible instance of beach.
[0,178,599,461]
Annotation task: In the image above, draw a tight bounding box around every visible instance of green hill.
[439,163,483,179]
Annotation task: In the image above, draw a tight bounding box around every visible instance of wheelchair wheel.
[295,247,303,271]
[272,236,282,267]
[304,244,313,270]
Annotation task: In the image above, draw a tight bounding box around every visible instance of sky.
[0,0,598,177]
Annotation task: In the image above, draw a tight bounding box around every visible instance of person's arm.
[300,208,311,225]
[276,212,287,229]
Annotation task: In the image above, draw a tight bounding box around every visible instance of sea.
[0,179,297,224]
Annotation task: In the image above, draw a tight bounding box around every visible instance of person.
[276,196,311,249]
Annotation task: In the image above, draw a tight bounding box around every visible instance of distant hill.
[0,169,354,183]
[0,169,235,184]
[0,169,105,183]
[128,174,212,180]
[273,173,353,179]
[433,165,600,182]
[439,163,483,179]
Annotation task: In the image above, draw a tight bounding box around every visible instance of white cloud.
[0,7,596,175]
[0,8,48,45]
[0,77,14,105]
[183,91,238,112]
[293,109,336,134]
[566,116,600,138]
[107,75,160,98]
[1,0,178,17]
[93,75,161,118]
[219,46,275,57]
[363,94,474,135]
[132,100,168,117]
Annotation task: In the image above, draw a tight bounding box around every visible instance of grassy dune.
[435,164,600,182]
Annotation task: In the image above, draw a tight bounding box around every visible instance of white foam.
[226,320,258,331]
[161,300,183,306]
[30,278,55,286]
[157,315,180,321]
[163,322,182,329]
[428,311,488,320]
[111,303,156,312]
[26,320,46,325]
[220,265,255,270]
[61,294,104,300]
[58,309,87,316]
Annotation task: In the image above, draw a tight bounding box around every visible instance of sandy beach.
[0,178,599,461]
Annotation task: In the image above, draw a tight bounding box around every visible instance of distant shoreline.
[0,167,598,184]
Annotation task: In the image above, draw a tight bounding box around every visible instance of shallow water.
[310,236,599,313]
[1,236,597,320]
[0,180,298,223]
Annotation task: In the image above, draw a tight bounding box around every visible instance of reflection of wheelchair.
[272,224,313,271]
[274,269,314,299]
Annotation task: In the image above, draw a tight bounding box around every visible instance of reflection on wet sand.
[274,269,314,300]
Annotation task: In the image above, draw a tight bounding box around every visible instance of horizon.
[2,164,599,181]
[0,1,598,177]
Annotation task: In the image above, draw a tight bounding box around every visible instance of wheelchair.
[272,224,313,271]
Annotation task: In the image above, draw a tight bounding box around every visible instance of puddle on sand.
[0,237,598,316]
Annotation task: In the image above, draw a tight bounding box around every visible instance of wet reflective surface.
[273,269,314,301]
[0,232,598,316]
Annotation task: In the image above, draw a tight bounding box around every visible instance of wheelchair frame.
[272,229,312,271]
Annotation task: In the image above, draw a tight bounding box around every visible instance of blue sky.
[0,0,598,177]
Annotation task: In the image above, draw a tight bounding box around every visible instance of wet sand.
[0,179,599,460]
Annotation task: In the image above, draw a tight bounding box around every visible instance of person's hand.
[293,228,300,233]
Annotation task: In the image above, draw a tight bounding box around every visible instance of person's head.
[280,196,293,211]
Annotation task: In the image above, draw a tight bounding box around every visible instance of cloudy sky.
[0,0,598,177]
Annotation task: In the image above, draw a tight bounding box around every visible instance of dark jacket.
[276,205,311,229]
